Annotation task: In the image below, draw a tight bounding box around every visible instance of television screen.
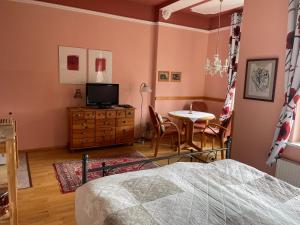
[86,83,119,106]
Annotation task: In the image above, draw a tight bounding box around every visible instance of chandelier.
[204,0,229,77]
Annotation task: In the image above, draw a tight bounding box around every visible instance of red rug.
[53,152,158,194]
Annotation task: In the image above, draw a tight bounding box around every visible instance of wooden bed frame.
[81,137,232,184]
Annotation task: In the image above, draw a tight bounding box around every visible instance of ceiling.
[191,0,244,15]
[36,0,243,30]
[126,0,169,6]
[161,0,244,16]
[123,0,244,15]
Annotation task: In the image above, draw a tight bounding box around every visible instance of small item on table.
[189,103,193,114]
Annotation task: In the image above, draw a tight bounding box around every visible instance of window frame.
[288,102,300,147]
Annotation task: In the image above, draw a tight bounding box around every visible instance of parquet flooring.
[17,138,219,225]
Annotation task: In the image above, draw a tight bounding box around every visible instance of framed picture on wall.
[59,46,87,84]
[158,71,170,82]
[88,49,112,83]
[244,58,278,102]
[171,72,182,82]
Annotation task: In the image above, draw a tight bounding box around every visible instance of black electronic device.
[86,83,119,107]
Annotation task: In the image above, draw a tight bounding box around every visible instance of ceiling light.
[204,0,229,77]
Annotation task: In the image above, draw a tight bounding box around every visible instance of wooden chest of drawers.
[68,107,135,150]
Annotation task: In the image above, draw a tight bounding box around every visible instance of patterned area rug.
[53,152,158,194]
[17,153,32,189]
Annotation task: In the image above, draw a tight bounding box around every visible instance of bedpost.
[101,162,106,177]
[82,154,88,184]
[226,136,232,159]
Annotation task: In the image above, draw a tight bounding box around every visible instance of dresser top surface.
[68,107,135,111]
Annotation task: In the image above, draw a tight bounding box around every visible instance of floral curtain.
[220,12,243,121]
[267,0,300,166]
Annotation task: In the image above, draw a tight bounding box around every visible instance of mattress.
[75,159,300,225]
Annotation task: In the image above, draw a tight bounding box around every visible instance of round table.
[168,110,215,151]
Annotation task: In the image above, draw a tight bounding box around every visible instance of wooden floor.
[17,139,219,225]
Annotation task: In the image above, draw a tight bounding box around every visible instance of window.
[290,102,300,144]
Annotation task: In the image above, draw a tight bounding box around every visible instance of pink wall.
[0,1,155,150]
[154,27,230,117]
[0,1,231,150]
[231,0,288,175]
[154,25,208,115]
[204,29,230,118]
[204,29,230,99]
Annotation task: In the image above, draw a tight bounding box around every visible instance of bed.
[75,159,300,225]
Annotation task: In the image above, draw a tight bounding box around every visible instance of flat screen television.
[86,83,119,107]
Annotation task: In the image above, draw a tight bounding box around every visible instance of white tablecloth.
[168,110,215,123]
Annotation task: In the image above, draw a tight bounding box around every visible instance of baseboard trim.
[154,96,225,102]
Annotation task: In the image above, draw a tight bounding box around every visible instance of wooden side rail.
[226,136,232,159]
[81,137,232,185]
[0,118,18,225]
[6,140,18,225]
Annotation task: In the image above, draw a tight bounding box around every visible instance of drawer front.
[95,111,106,119]
[73,129,95,139]
[95,136,115,145]
[72,138,95,148]
[116,110,126,118]
[84,111,95,119]
[116,118,134,127]
[96,119,116,127]
[72,120,95,129]
[116,126,134,138]
[72,111,84,120]
[106,111,117,118]
[126,109,135,118]
[96,127,115,136]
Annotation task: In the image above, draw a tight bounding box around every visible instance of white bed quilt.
[75,159,300,225]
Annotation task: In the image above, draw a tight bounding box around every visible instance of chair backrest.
[220,111,234,137]
[184,101,208,112]
[192,101,208,112]
[149,105,160,134]
[149,105,166,134]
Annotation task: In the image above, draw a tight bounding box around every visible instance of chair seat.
[165,125,184,135]
[164,126,178,134]
[194,122,206,130]
[203,126,220,136]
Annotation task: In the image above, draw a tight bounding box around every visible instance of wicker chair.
[201,112,233,159]
[149,105,181,157]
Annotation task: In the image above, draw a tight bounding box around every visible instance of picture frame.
[158,71,170,82]
[244,58,278,102]
[88,49,112,83]
[59,46,87,84]
[171,72,182,82]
